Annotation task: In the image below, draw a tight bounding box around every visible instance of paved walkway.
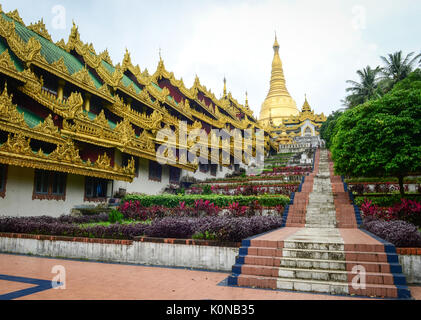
[1,253,420,300]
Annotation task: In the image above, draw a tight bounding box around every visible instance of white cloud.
[3,0,419,118]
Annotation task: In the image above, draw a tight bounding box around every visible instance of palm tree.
[380,51,421,89]
[345,66,382,108]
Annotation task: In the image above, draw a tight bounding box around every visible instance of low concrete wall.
[1,235,420,283]
[398,255,421,284]
[0,235,238,272]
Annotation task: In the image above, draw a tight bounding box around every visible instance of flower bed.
[354,194,421,207]
[345,177,421,184]
[348,182,420,195]
[0,215,283,243]
[120,199,284,220]
[122,194,290,208]
[361,199,421,226]
[200,175,304,184]
[186,184,299,196]
[360,198,421,248]
[363,220,421,248]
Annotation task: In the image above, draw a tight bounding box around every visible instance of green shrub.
[122,194,290,208]
[108,209,124,224]
[192,231,218,240]
[355,195,421,207]
[202,185,212,195]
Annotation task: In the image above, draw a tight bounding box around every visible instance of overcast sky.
[3,0,420,118]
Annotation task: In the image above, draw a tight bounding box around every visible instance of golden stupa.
[259,35,299,127]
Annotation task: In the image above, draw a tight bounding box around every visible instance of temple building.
[259,35,326,146]
[0,6,276,217]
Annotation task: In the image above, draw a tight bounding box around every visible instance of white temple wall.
[0,166,88,217]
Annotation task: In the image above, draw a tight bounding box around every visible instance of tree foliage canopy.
[331,70,421,185]
[320,110,343,148]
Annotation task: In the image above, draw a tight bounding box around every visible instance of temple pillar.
[84,93,91,112]
[57,79,65,101]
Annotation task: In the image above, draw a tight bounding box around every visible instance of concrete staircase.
[228,149,411,299]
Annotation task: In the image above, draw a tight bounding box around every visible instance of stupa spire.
[267,33,289,98]
[259,33,299,127]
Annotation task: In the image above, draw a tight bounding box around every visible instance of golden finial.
[273,32,280,52]
[245,91,249,107]
[223,76,227,98]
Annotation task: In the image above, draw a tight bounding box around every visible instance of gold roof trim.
[28,19,52,41]
[0,133,135,182]
[0,84,65,145]
[0,49,26,82]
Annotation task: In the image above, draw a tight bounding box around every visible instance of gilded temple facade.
[0,7,276,216]
[259,36,326,145]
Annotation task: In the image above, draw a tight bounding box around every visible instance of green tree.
[380,51,421,91]
[344,66,382,108]
[320,110,343,149]
[331,71,421,197]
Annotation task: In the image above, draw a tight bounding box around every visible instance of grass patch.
[78,220,152,229]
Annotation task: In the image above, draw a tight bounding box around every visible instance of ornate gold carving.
[107,95,163,131]
[0,49,17,71]
[51,57,69,74]
[150,59,200,105]
[72,66,96,89]
[0,133,135,182]
[0,84,64,144]
[19,71,85,120]
[6,10,25,25]
[99,49,113,65]
[28,19,52,41]
[0,49,26,82]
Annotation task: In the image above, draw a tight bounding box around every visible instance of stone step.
[305,224,338,229]
[282,248,346,260]
[276,257,402,273]
[282,248,393,263]
[237,264,399,285]
[230,274,403,297]
[306,214,336,218]
[283,241,344,251]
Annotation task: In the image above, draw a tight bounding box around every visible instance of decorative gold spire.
[245,91,249,107]
[223,76,227,98]
[259,33,299,127]
[302,94,312,112]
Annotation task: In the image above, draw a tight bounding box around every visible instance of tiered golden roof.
[0,6,278,182]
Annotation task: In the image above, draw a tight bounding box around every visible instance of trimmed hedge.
[0,215,283,242]
[122,194,290,208]
[345,177,421,184]
[355,195,421,207]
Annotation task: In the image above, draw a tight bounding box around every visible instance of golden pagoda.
[259,35,299,127]
[259,35,326,146]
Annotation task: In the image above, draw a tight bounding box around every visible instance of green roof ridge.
[1,13,102,89]
[16,105,44,128]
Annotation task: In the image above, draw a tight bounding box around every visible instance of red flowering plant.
[186,187,203,195]
[226,202,248,217]
[244,200,263,217]
[119,200,168,221]
[360,199,394,222]
[193,199,220,217]
[274,204,284,216]
[389,199,421,227]
[361,198,421,227]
